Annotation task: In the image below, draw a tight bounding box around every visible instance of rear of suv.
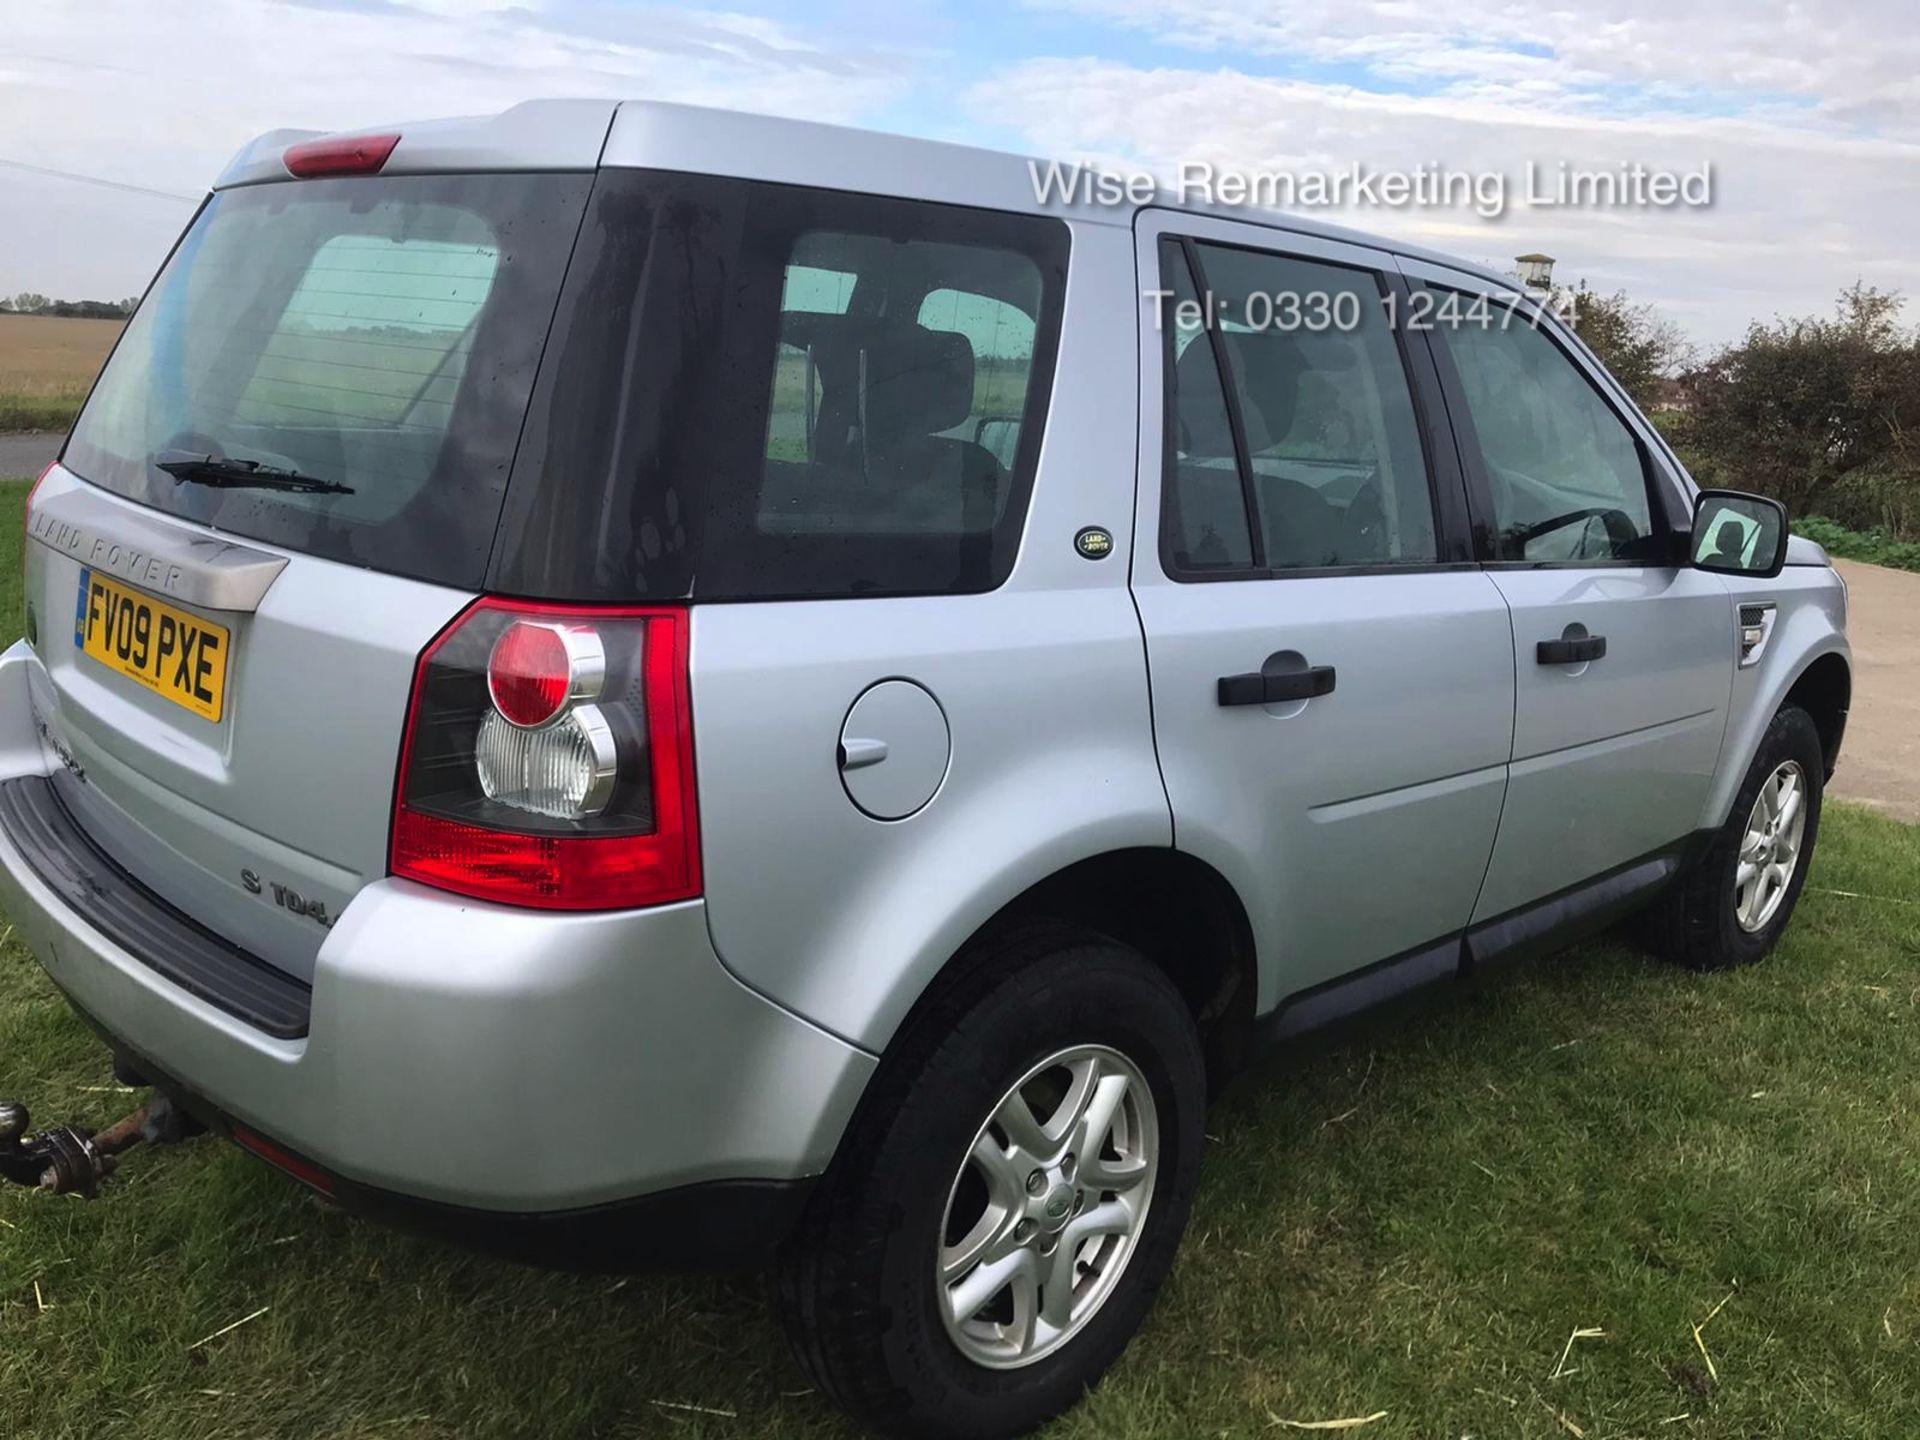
[0,101,1850,1439]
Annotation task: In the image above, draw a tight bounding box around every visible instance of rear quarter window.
[917,286,1037,469]
[759,236,1045,542]
[493,171,1070,602]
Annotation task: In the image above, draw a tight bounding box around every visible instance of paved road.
[0,431,61,481]
[1829,560,1920,824]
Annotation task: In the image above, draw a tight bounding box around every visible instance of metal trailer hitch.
[0,1093,201,1197]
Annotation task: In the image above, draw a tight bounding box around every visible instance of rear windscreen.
[492,171,1070,601]
[62,173,591,589]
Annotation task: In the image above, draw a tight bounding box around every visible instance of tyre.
[1650,704,1825,971]
[774,923,1206,1439]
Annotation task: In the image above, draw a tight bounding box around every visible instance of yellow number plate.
[74,569,230,723]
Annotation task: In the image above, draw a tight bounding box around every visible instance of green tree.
[1551,281,1692,413]
[1688,284,1920,536]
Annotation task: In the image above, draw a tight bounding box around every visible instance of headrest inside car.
[782,314,976,441]
[1172,328,1307,454]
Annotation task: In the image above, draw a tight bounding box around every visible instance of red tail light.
[390,599,701,911]
[21,461,54,577]
[284,132,401,179]
[487,620,584,728]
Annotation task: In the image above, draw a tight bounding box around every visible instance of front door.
[1401,257,1734,921]
[1130,213,1516,1016]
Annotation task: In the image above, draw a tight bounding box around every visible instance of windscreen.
[62,173,592,588]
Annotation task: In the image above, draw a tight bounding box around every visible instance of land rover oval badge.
[1074,526,1114,560]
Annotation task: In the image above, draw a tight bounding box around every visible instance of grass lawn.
[0,389,84,435]
[1794,518,1920,576]
[2,479,26,614]
[2,484,1919,1437]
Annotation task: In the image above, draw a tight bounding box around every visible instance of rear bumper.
[0,774,313,1038]
[69,991,815,1271]
[0,641,874,1233]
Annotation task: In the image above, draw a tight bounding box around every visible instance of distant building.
[1514,253,1556,290]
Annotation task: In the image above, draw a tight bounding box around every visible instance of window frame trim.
[1142,216,1471,586]
[1175,237,1268,571]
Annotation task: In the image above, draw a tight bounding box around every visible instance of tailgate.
[24,471,467,979]
[23,161,594,981]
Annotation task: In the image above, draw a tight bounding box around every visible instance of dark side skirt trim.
[1260,835,1705,1044]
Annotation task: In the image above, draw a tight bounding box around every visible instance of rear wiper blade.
[153,449,354,496]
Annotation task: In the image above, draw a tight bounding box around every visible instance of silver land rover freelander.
[0,101,1850,1438]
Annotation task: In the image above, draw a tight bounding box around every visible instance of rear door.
[1130,213,1516,1017]
[1400,257,1733,921]
[26,169,592,978]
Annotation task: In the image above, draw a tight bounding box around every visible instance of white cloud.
[2,0,1913,349]
[968,46,1920,344]
[1028,0,1920,137]
[0,0,918,296]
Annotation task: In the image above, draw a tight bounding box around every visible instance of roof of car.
[217,98,1520,294]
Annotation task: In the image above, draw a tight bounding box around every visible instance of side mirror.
[1689,489,1787,579]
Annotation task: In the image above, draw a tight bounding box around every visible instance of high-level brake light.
[284,133,401,179]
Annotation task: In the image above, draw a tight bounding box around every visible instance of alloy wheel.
[936,1044,1159,1369]
[1735,759,1807,933]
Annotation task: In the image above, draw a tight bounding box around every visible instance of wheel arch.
[1783,650,1851,777]
[880,848,1260,1094]
[1702,626,1851,831]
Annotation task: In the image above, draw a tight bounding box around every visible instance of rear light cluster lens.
[487,620,597,728]
[390,599,700,910]
[477,620,617,817]
[475,704,617,818]
[22,461,54,576]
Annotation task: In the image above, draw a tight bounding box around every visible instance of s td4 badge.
[242,869,334,929]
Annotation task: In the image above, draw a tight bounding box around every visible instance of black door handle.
[1218,665,1336,706]
[1537,635,1607,665]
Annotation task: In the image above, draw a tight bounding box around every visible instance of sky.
[3,0,1919,349]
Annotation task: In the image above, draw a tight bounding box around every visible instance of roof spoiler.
[214,99,618,190]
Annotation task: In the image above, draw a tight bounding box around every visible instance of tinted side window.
[918,288,1036,470]
[1435,293,1656,562]
[760,236,1044,548]
[1161,240,1255,571]
[496,172,1069,603]
[1160,240,1439,576]
[765,254,856,466]
[781,254,858,314]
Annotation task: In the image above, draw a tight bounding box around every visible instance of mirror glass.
[1692,491,1786,575]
